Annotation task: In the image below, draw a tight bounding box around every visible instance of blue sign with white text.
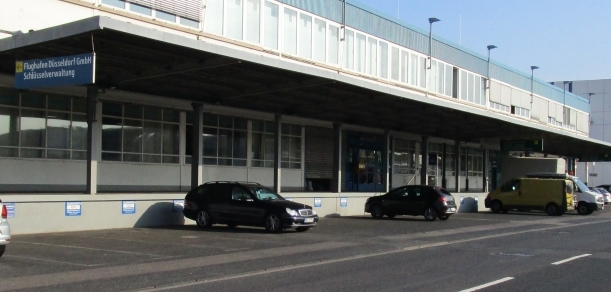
[4,203,14,218]
[173,200,184,212]
[65,201,82,216]
[340,197,347,207]
[122,201,136,214]
[15,53,95,89]
[314,198,322,208]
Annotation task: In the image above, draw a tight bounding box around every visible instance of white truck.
[501,157,603,215]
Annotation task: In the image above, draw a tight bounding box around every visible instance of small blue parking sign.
[314,198,322,208]
[65,201,82,216]
[340,197,347,207]
[4,203,14,218]
[173,200,184,212]
[122,201,136,214]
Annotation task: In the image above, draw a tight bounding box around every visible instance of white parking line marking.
[13,241,165,257]
[5,255,103,267]
[552,254,591,265]
[458,277,514,292]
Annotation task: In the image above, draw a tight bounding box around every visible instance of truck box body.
[500,156,603,215]
[485,178,574,215]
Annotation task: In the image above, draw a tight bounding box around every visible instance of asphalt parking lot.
[1,209,611,291]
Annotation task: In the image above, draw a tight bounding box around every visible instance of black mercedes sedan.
[183,181,318,232]
[364,185,457,221]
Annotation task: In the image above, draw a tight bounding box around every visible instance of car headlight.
[311,210,317,215]
[286,208,299,216]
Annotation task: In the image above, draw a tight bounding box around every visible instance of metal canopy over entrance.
[1,16,611,159]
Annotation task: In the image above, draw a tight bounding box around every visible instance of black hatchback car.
[364,185,457,221]
[183,181,318,232]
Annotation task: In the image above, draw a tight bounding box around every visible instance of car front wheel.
[490,200,503,214]
[265,213,282,233]
[370,205,384,219]
[424,207,437,221]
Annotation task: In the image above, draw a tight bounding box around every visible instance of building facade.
[0,0,608,234]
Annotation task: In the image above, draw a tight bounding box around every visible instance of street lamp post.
[428,17,440,69]
[486,45,497,89]
[530,66,539,103]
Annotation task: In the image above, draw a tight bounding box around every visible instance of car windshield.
[248,187,284,201]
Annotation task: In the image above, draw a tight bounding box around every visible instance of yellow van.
[484,178,574,216]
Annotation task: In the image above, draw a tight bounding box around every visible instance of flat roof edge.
[0,16,103,53]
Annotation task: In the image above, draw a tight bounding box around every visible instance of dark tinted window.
[387,187,408,198]
[408,186,425,200]
[501,180,520,192]
[232,186,253,201]
[206,184,231,202]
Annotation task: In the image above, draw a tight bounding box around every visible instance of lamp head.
[530,66,539,71]
[428,17,440,24]
[487,45,497,50]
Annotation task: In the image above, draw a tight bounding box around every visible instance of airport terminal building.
[1,0,610,234]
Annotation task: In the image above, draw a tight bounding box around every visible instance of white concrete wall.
[99,162,181,186]
[0,158,86,191]
[1,191,488,235]
[0,0,94,37]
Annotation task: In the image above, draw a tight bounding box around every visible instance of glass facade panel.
[282,8,298,55]
[20,109,46,148]
[263,1,279,50]
[378,41,388,79]
[72,114,87,151]
[328,25,339,64]
[123,119,142,153]
[410,54,418,86]
[400,50,408,83]
[0,107,19,147]
[102,103,179,163]
[445,64,453,96]
[344,30,354,70]
[467,73,474,103]
[130,3,152,16]
[204,0,224,35]
[246,0,261,44]
[419,56,426,88]
[460,70,468,101]
[101,0,125,9]
[156,10,176,22]
[367,37,377,76]
[298,13,312,59]
[390,46,399,81]
[355,33,366,73]
[47,112,70,150]
[226,0,244,40]
[474,76,481,105]
[313,18,326,62]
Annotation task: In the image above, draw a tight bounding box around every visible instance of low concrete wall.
[1,192,488,235]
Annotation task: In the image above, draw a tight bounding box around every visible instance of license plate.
[304,218,314,223]
[448,208,456,212]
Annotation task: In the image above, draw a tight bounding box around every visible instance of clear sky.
[353,0,611,83]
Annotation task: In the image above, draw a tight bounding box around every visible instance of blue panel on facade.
[122,201,136,214]
[65,201,82,216]
[15,53,95,89]
[4,203,14,218]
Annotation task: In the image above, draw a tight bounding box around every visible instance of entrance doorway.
[345,133,385,192]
